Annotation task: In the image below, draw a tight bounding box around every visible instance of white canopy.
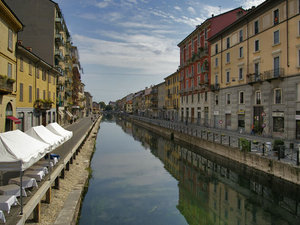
[46,122,73,141]
[25,125,65,151]
[0,130,51,171]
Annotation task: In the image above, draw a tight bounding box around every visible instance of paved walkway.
[129,115,300,166]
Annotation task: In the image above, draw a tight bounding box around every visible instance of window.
[197,33,200,46]
[274,9,279,25]
[255,91,261,104]
[37,88,40,99]
[19,83,23,102]
[191,65,194,76]
[254,62,260,75]
[20,57,23,72]
[43,90,46,100]
[254,20,259,34]
[274,88,282,104]
[29,62,32,75]
[48,73,51,83]
[255,40,259,52]
[227,93,231,104]
[29,85,32,103]
[197,76,200,86]
[239,91,244,104]
[7,63,12,78]
[239,29,243,42]
[42,70,46,81]
[215,58,218,67]
[226,37,230,49]
[205,92,207,102]
[215,94,218,105]
[239,67,243,80]
[48,91,51,99]
[226,71,230,83]
[191,93,194,103]
[226,52,230,63]
[274,56,280,77]
[274,30,279,45]
[191,39,194,52]
[36,68,40,79]
[239,47,243,58]
[197,62,201,73]
[53,93,55,102]
[198,92,200,103]
[215,44,218,54]
[273,116,284,132]
[186,95,188,103]
[204,28,208,40]
[8,29,13,51]
[215,74,218,84]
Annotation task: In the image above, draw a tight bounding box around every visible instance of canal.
[78,116,300,225]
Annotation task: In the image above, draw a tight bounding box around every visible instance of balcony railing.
[0,76,14,94]
[34,99,53,111]
[55,33,64,46]
[55,17,63,30]
[210,83,220,91]
[247,68,284,84]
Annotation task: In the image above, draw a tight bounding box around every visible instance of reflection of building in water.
[179,147,297,225]
[116,119,300,225]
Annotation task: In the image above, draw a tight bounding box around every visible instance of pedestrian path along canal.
[78,117,300,225]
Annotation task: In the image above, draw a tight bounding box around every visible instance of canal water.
[78,117,300,225]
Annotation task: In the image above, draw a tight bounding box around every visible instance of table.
[36,160,53,168]
[0,210,5,223]
[28,165,48,174]
[24,170,45,182]
[8,176,38,189]
[0,195,18,213]
[0,184,27,197]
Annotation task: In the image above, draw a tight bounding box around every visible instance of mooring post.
[46,187,51,204]
[33,202,41,222]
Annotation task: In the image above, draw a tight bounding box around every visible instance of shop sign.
[272,112,284,117]
[237,109,245,115]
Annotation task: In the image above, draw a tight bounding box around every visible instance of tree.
[99,101,106,109]
[105,105,113,111]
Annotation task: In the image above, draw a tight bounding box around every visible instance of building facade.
[16,43,59,131]
[178,8,246,125]
[164,71,180,121]
[210,0,300,140]
[0,0,23,132]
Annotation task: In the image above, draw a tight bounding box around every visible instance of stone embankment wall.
[131,118,300,185]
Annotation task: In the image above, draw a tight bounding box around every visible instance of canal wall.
[130,117,300,185]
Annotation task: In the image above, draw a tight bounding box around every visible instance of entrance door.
[225,114,231,129]
[296,120,300,139]
[191,108,195,124]
[204,107,209,126]
[253,106,264,133]
[42,112,46,126]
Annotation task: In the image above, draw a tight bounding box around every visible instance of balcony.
[55,49,64,61]
[210,84,220,92]
[55,33,64,46]
[55,17,63,31]
[263,68,284,81]
[34,99,53,111]
[168,93,172,98]
[247,68,284,84]
[197,47,209,58]
[0,76,14,94]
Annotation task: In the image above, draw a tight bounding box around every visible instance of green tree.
[99,101,106,109]
[105,105,113,111]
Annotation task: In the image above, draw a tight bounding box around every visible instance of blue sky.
[55,0,264,104]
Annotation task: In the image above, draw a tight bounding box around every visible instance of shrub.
[240,138,251,152]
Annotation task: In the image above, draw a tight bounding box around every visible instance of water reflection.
[116,118,300,225]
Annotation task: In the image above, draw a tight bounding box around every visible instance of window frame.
[239,46,243,58]
[274,30,280,45]
[254,40,259,52]
[226,93,231,104]
[226,71,230,83]
[239,67,243,80]
[255,90,261,105]
[274,9,279,25]
[274,88,282,104]
[239,91,244,104]
[8,28,13,52]
[226,37,230,49]
[254,20,259,34]
[7,63,12,78]
[226,52,230,63]
[239,29,243,42]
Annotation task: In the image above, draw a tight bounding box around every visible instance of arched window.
[5,103,13,132]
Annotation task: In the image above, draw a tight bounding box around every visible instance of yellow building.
[16,44,59,131]
[0,0,22,132]
[209,0,300,139]
[164,71,180,121]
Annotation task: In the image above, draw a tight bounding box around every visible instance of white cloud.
[187,6,196,15]
[73,33,179,76]
[174,6,181,11]
[96,0,113,8]
[238,0,265,9]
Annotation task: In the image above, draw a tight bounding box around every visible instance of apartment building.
[0,0,23,132]
[6,0,74,124]
[178,7,246,125]
[210,0,300,140]
[164,71,180,121]
[16,43,59,131]
[157,82,166,119]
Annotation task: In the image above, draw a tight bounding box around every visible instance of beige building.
[0,0,22,132]
[164,71,180,121]
[210,0,300,140]
[16,44,59,131]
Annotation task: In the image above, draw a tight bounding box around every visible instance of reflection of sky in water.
[79,122,187,225]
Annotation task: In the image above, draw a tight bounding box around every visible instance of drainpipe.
[286,0,289,68]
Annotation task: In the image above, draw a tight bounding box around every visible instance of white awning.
[46,122,73,141]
